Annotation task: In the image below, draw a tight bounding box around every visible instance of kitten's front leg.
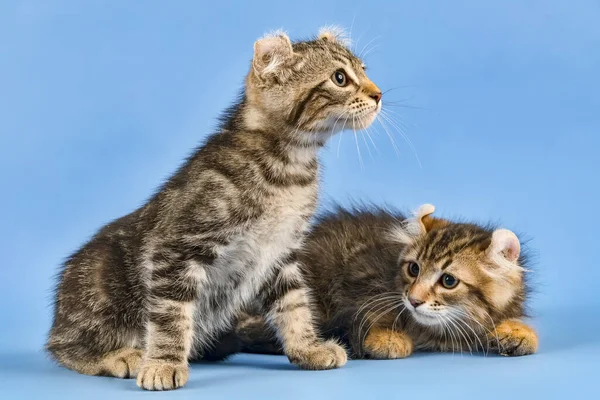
[491,319,538,356]
[137,258,200,391]
[262,253,347,370]
[363,327,413,359]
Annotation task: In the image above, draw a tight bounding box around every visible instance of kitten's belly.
[192,186,315,350]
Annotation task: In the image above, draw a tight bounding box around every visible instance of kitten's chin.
[410,311,440,327]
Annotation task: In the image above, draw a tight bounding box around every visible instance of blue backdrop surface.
[1,0,598,398]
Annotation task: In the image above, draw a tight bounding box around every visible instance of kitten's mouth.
[317,104,381,135]
[349,104,381,130]
[403,298,441,327]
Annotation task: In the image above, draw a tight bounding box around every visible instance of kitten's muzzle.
[408,296,424,308]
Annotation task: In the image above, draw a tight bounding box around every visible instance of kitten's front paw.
[364,328,413,359]
[287,339,347,370]
[136,360,188,391]
[492,319,538,356]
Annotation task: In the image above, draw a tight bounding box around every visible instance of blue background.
[1,0,598,398]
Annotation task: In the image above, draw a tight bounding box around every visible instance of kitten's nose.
[370,92,382,104]
[408,297,424,308]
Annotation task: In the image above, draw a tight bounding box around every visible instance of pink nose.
[370,92,382,104]
[408,297,424,308]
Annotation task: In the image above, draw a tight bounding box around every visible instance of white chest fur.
[192,183,316,346]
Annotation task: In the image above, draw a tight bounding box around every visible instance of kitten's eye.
[441,274,459,289]
[407,262,420,277]
[331,70,348,87]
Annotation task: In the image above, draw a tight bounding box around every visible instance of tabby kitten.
[47,28,383,390]
[224,204,538,359]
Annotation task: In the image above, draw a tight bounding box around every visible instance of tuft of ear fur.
[253,30,294,78]
[390,204,436,245]
[318,25,352,47]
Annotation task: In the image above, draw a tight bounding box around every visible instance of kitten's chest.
[214,183,317,274]
[251,184,317,260]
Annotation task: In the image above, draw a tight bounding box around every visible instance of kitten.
[221,204,538,359]
[47,28,383,391]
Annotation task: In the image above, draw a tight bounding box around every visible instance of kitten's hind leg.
[47,343,143,378]
[98,348,144,378]
[261,253,347,370]
[237,313,283,355]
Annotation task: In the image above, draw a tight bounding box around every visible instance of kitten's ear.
[253,30,293,78]
[391,204,443,244]
[318,26,351,47]
[405,204,436,236]
[487,229,520,262]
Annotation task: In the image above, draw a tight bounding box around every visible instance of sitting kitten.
[47,28,383,390]
[219,204,538,359]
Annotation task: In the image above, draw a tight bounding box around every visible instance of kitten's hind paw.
[99,347,143,379]
[492,319,538,356]
[364,327,413,359]
[136,361,188,391]
[287,339,347,370]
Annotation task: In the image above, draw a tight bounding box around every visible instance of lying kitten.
[47,28,383,390]
[217,204,538,359]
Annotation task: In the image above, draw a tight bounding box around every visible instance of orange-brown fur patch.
[422,215,450,232]
[364,328,413,359]
[492,319,538,356]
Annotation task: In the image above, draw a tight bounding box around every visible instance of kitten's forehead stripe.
[441,259,453,270]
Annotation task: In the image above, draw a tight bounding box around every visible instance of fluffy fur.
[47,29,383,390]
[213,204,537,359]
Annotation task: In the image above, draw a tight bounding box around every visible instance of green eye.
[331,69,348,87]
[407,262,420,277]
[441,273,459,289]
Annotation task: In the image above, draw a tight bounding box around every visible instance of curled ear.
[390,203,446,245]
[318,25,351,47]
[253,30,293,78]
[405,204,436,236]
[487,229,520,262]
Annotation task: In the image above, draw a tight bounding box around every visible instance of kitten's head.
[391,204,528,329]
[245,28,382,144]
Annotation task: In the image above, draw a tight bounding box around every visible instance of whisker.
[358,117,374,160]
[380,107,420,131]
[451,308,492,356]
[361,43,381,60]
[361,301,404,346]
[352,114,364,170]
[379,111,422,168]
[353,293,401,321]
[375,115,402,159]
[440,314,459,356]
[357,298,401,342]
[358,35,381,59]
[363,125,379,155]
[447,314,473,355]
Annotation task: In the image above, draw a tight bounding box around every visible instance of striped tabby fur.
[47,28,383,390]
[217,204,538,359]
